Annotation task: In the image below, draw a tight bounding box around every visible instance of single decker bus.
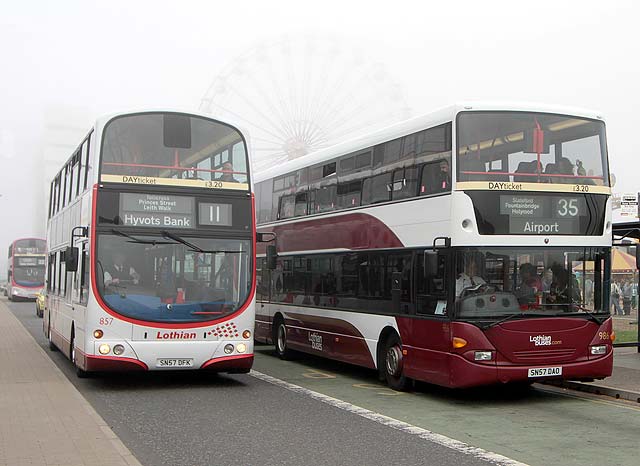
[45,110,256,376]
[254,102,613,390]
[7,238,46,301]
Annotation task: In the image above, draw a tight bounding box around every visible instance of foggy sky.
[1,0,639,278]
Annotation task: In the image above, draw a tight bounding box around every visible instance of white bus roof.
[254,101,604,183]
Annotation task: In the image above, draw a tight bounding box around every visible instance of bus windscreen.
[100,113,249,189]
[457,112,608,188]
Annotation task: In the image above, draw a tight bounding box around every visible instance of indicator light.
[452,337,468,349]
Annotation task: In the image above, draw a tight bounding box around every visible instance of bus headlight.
[224,344,234,354]
[113,344,125,356]
[98,344,111,355]
[474,351,493,361]
[590,345,607,355]
[236,343,247,353]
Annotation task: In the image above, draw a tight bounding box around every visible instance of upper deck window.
[100,113,249,189]
[457,112,608,189]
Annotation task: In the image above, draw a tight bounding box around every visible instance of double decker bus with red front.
[7,238,46,301]
[253,102,613,390]
[45,110,256,376]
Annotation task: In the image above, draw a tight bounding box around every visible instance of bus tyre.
[71,331,88,378]
[382,334,409,391]
[274,317,293,360]
[47,318,58,352]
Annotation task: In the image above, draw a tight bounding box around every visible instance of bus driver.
[104,251,140,289]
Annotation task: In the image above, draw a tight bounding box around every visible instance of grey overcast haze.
[0,0,638,277]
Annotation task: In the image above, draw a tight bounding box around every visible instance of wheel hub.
[386,345,403,376]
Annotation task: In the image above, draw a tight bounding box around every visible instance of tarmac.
[0,297,639,466]
[0,300,141,466]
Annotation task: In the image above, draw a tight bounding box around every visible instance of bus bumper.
[448,351,613,389]
[201,354,254,373]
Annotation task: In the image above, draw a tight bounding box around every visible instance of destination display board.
[16,257,46,267]
[112,193,239,230]
[499,195,586,235]
[465,191,606,236]
[97,189,250,232]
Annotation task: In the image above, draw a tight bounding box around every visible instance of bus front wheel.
[70,329,88,378]
[382,334,410,391]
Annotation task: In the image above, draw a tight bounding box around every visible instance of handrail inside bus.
[102,162,247,175]
[460,170,604,180]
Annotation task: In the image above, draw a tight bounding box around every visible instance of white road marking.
[250,370,527,466]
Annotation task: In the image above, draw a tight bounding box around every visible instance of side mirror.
[424,251,438,273]
[65,246,79,272]
[266,245,277,270]
[636,246,640,271]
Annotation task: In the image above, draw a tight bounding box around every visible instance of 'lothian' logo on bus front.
[157,331,197,340]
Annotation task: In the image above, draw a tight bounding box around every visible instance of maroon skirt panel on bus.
[284,312,376,368]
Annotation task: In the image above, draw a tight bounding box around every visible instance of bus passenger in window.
[219,162,238,182]
[516,263,542,303]
[156,258,177,304]
[435,159,451,192]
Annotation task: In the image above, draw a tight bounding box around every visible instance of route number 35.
[557,198,579,217]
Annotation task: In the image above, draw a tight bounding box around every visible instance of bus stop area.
[0,300,140,466]
[549,346,640,403]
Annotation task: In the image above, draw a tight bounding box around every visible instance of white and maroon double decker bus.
[7,238,46,301]
[254,102,614,390]
[44,110,256,377]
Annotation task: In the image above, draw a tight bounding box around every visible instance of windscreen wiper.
[481,312,550,329]
[161,231,204,253]
[160,231,248,254]
[112,229,172,245]
[557,305,605,325]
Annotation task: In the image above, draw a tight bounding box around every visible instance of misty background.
[1,0,638,279]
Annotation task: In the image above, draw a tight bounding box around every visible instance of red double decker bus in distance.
[254,102,613,390]
[7,238,46,301]
[45,110,256,377]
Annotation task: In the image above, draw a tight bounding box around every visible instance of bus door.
[405,248,451,386]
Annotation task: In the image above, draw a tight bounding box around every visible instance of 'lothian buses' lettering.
[530,335,552,346]
[488,182,523,190]
[122,175,157,184]
[156,331,197,340]
[309,332,323,351]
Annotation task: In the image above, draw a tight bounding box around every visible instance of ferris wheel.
[199,35,412,173]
